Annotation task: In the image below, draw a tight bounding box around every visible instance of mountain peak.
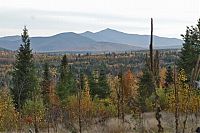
[82,31,93,35]
[96,28,125,35]
[105,28,113,31]
[100,28,117,32]
[85,31,93,33]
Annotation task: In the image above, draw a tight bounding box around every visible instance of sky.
[0,0,199,38]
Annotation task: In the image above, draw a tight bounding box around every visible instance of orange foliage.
[122,69,138,101]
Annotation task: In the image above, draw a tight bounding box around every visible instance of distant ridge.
[0,28,182,52]
[81,28,182,48]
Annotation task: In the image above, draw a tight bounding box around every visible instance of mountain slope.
[0,28,182,52]
[81,28,182,48]
[0,32,142,52]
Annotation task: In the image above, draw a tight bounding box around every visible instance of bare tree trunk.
[18,86,23,133]
[150,18,154,72]
[182,83,192,133]
[78,71,82,133]
[149,18,163,133]
[117,87,120,119]
[18,97,22,133]
[182,113,188,133]
[174,64,179,133]
[120,74,125,123]
[78,91,82,133]
[33,91,39,133]
[48,111,50,133]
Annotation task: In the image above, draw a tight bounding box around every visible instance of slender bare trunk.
[33,91,39,133]
[174,64,179,133]
[150,18,154,72]
[78,72,82,133]
[121,76,125,123]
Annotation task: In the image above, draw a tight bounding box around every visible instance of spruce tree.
[178,19,200,76]
[88,71,98,99]
[138,67,155,112]
[97,68,110,99]
[41,62,51,106]
[57,55,75,102]
[11,27,37,110]
[89,67,110,99]
[165,66,173,88]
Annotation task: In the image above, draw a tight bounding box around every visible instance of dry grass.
[25,112,200,133]
[85,118,131,133]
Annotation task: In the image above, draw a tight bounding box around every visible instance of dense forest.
[0,19,199,133]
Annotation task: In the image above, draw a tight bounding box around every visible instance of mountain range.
[0,28,183,52]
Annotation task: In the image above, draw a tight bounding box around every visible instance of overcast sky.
[0,0,199,38]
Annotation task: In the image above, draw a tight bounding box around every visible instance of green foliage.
[57,55,76,102]
[22,98,45,126]
[41,62,51,106]
[156,88,168,110]
[98,69,110,99]
[11,27,37,110]
[138,67,155,112]
[145,88,168,111]
[88,71,98,99]
[89,68,110,99]
[93,98,117,118]
[178,19,200,76]
[165,66,173,88]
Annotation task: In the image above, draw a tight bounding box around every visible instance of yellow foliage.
[168,69,200,113]
[67,75,93,121]
[159,67,167,88]
[107,74,120,104]
[67,75,117,122]
[108,71,139,115]
[0,88,18,131]
[92,98,117,118]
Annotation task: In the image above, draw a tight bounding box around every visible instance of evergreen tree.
[97,68,110,99]
[178,19,200,76]
[57,55,75,102]
[11,27,37,110]
[165,66,173,88]
[89,68,110,99]
[88,71,98,99]
[41,62,51,106]
[138,67,155,112]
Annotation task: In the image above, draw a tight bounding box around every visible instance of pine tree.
[11,27,37,110]
[178,19,200,76]
[165,66,173,88]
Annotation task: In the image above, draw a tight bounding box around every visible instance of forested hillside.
[0,19,199,133]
